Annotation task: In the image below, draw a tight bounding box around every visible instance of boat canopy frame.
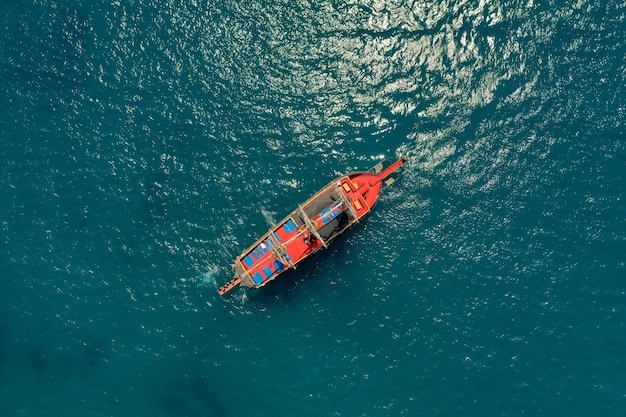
[269,233,296,269]
[298,205,328,248]
[333,183,359,222]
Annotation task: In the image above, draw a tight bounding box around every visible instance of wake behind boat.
[218,157,407,296]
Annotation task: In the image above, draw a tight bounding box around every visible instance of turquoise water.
[1,0,625,415]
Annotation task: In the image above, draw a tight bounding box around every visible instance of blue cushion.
[322,205,342,225]
[283,219,297,233]
[251,272,264,285]
[273,260,285,273]
[263,266,274,280]
[243,255,254,267]
[320,201,340,217]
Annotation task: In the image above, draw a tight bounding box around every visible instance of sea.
[1,0,624,416]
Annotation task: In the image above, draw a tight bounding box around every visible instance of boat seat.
[322,210,338,224]
[354,200,363,210]
[243,255,255,268]
[262,266,274,280]
[273,260,285,273]
[342,183,351,193]
[283,219,297,234]
[251,272,264,285]
[319,201,337,217]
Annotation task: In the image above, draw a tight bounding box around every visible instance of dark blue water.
[2,0,625,416]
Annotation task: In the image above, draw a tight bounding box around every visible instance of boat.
[218,156,408,296]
